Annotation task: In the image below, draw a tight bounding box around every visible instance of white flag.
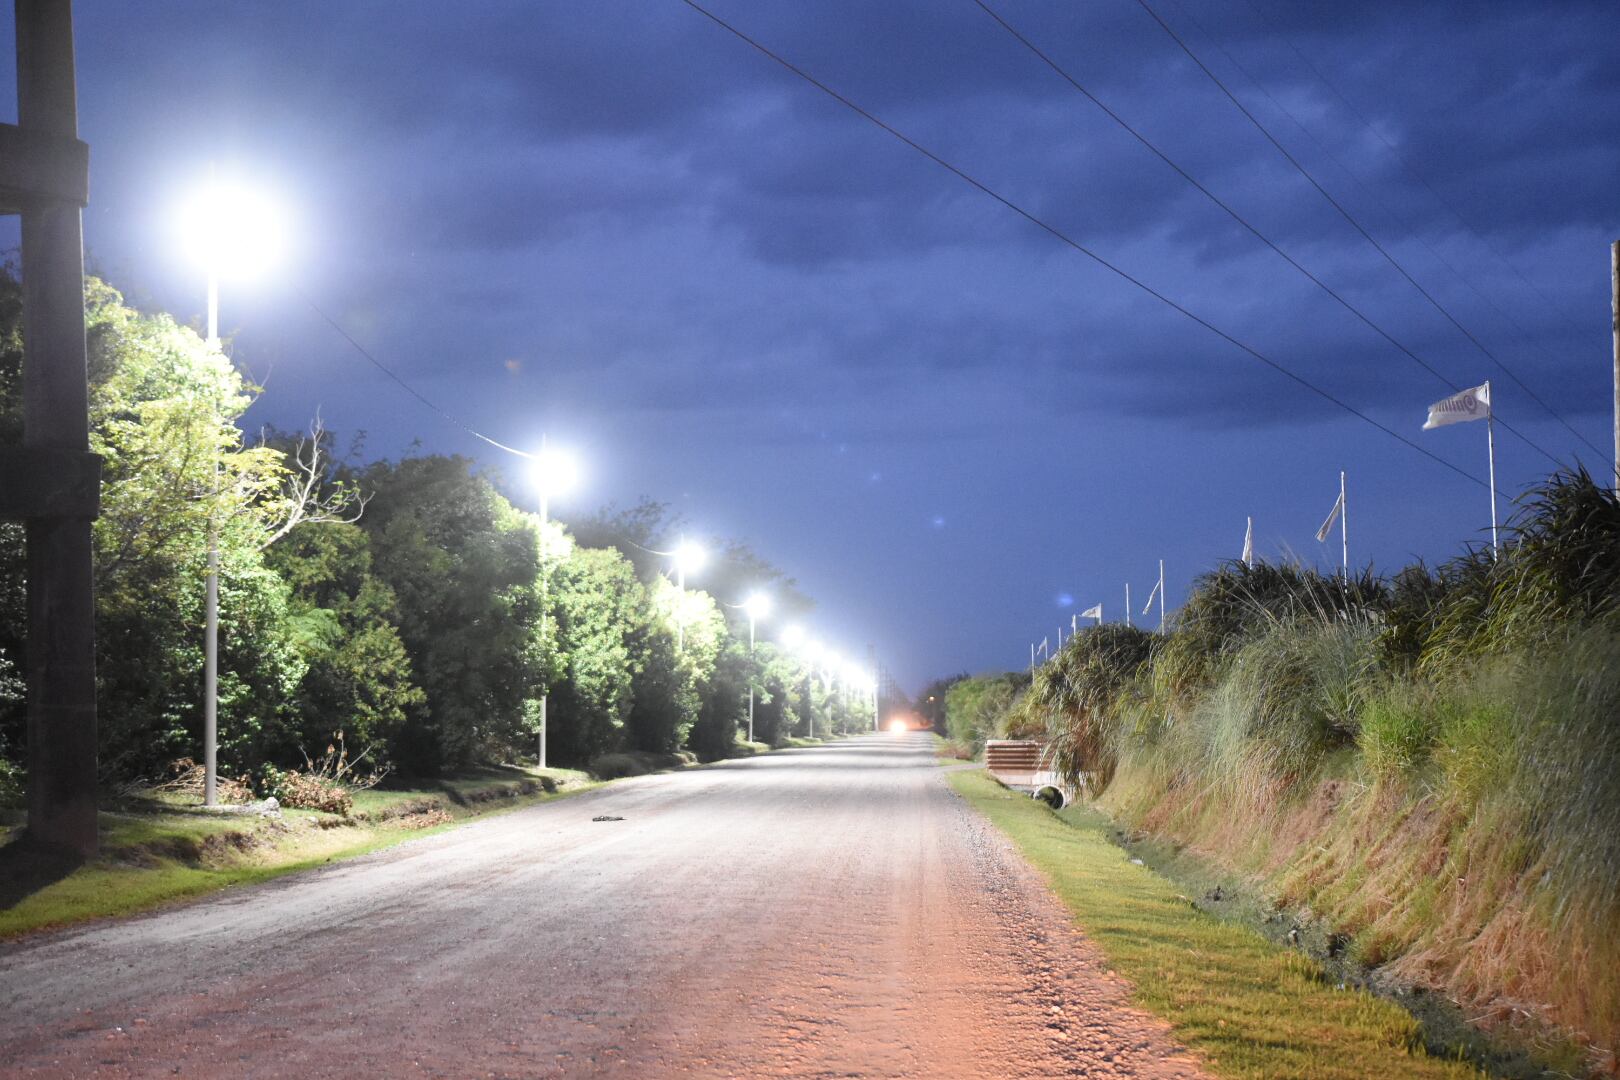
[1081,603,1102,620]
[1241,517,1254,566]
[1142,579,1160,616]
[1315,491,1344,543]
[1039,637,1049,657]
[1423,383,1491,430]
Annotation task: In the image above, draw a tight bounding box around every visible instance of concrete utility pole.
[0,0,99,855]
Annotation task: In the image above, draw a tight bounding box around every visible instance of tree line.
[0,270,874,796]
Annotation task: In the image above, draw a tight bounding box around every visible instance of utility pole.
[0,0,99,855]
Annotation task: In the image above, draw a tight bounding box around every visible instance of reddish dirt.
[0,733,1208,1078]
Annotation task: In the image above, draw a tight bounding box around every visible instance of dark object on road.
[591,815,624,822]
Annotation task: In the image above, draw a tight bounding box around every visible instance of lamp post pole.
[747,610,755,743]
[203,266,220,807]
[538,438,550,771]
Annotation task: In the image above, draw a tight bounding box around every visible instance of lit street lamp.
[530,439,579,771]
[178,172,283,807]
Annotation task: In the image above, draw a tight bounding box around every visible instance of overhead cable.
[676,0,1496,493]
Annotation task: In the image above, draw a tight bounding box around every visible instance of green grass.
[948,769,1479,1080]
[0,768,599,939]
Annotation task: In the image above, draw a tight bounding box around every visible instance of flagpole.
[1486,380,1498,558]
[1158,559,1165,633]
[1339,470,1348,578]
[1125,583,1131,627]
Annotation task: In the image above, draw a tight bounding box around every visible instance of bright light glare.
[177,178,285,280]
[674,541,707,576]
[530,446,580,497]
[887,718,907,733]
[743,592,772,621]
[779,624,805,649]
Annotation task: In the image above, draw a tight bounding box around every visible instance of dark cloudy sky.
[4,1,1617,690]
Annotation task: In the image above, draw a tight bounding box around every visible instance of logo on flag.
[1315,491,1344,543]
[1423,383,1491,430]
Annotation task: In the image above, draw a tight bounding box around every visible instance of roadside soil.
[0,733,1207,1078]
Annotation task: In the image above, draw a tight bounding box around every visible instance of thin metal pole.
[1340,470,1348,578]
[675,544,685,652]
[1611,240,1617,493]
[539,462,549,771]
[202,272,220,807]
[1486,382,1499,558]
[1125,583,1131,627]
[747,612,755,743]
[1155,565,1163,629]
[1029,642,1034,672]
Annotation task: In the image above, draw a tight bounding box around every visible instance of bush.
[1200,617,1378,800]
[0,754,22,809]
[261,764,353,815]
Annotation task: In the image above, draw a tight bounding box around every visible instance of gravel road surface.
[1,733,1207,1078]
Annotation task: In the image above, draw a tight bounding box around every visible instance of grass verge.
[948,768,1479,1080]
[0,766,597,939]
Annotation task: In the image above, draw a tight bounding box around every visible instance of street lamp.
[530,439,579,771]
[741,592,772,744]
[178,172,283,807]
[671,540,706,651]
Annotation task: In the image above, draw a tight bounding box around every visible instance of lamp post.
[179,173,282,806]
[671,539,706,651]
[741,592,771,743]
[530,439,578,771]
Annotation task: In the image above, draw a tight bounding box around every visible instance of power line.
[1176,0,1606,462]
[296,287,534,460]
[1234,0,1589,332]
[675,0,1494,493]
[968,0,1562,471]
[1130,0,1582,467]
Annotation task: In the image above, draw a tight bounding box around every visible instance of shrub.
[261,764,353,815]
[1357,682,1439,778]
[1201,617,1378,800]
[1031,624,1157,791]
[0,754,21,809]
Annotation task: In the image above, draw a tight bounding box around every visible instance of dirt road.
[0,734,1206,1078]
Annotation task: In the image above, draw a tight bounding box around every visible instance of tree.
[356,456,540,774]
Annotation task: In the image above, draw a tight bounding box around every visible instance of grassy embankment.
[963,471,1620,1073]
[950,767,1479,1080]
[0,764,594,938]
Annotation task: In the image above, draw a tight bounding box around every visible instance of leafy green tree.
[546,542,640,763]
[356,456,540,774]
[74,277,312,777]
[265,521,423,763]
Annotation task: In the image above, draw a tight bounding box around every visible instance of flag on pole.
[1039,637,1049,659]
[1423,383,1491,429]
[1080,604,1102,623]
[1241,516,1254,567]
[1142,578,1160,616]
[1315,490,1344,543]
